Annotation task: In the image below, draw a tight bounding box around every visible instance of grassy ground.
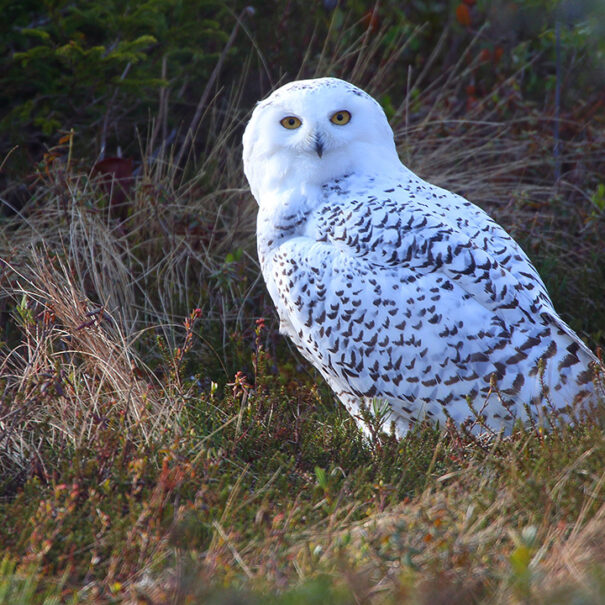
[1,5,605,604]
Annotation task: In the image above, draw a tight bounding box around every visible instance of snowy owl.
[242,77,602,437]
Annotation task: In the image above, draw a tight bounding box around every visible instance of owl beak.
[313,133,324,158]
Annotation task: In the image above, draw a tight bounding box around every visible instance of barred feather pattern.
[244,77,603,436]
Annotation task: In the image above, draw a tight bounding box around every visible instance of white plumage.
[243,77,602,436]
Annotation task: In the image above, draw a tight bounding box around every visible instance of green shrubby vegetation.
[0,1,604,603]
[1,1,231,167]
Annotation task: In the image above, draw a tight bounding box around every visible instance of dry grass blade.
[0,250,171,480]
[539,499,605,601]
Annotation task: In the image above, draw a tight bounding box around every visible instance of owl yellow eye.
[280,116,302,129]
[330,110,351,125]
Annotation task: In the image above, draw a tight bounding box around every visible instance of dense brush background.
[1,1,604,603]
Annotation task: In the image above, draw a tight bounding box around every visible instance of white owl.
[242,77,602,437]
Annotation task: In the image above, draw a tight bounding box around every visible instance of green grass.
[1,3,605,603]
[0,255,603,602]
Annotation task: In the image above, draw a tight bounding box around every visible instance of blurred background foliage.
[1,0,604,177]
[1,0,230,172]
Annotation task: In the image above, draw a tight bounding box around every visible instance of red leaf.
[93,157,133,182]
[479,48,491,63]
[92,157,134,220]
[456,4,471,27]
[362,9,379,33]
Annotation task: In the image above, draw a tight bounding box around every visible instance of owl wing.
[311,178,597,359]
[402,180,554,309]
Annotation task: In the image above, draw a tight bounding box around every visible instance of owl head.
[242,77,400,203]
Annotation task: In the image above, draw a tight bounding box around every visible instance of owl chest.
[256,190,325,261]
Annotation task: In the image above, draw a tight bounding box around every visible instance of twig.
[100,61,132,160]
[212,521,253,578]
[554,16,562,184]
[0,145,19,173]
[148,54,169,159]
